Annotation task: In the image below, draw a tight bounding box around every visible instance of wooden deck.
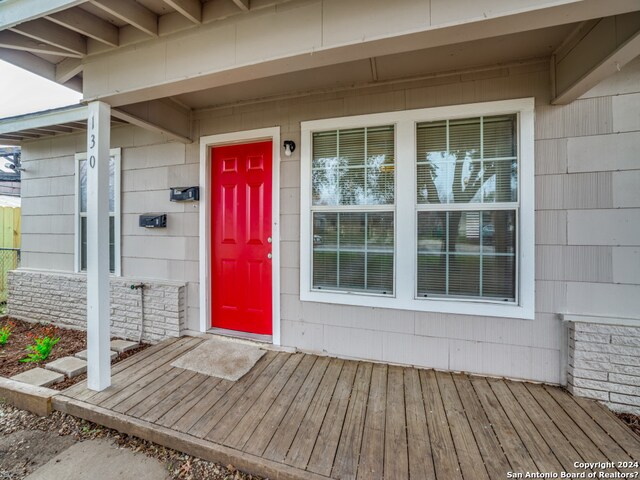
[53,336,640,480]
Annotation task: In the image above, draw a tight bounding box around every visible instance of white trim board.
[300,98,535,320]
[199,127,282,345]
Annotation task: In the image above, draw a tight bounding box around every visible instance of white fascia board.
[0,105,87,135]
[0,0,87,30]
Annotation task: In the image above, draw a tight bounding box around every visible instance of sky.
[0,59,83,118]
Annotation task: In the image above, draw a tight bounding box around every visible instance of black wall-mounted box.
[170,186,199,202]
[139,214,167,228]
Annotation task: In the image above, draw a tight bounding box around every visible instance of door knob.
[267,253,272,259]
[267,236,272,243]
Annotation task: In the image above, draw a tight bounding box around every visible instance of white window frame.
[74,148,122,277]
[300,98,535,320]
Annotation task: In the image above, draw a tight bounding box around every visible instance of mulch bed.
[616,412,640,437]
[0,318,149,389]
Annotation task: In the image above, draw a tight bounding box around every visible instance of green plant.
[0,320,15,346]
[20,326,60,363]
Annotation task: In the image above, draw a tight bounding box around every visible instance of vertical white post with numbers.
[86,101,111,391]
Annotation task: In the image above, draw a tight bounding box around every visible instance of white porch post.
[86,101,111,391]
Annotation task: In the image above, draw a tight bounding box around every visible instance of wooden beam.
[112,107,191,143]
[56,57,83,83]
[162,0,201,24]
[0,47,56,80]
[0,0,87,30]
[552,11,640,104]
[0,31,81,57]
[89,0,158,37]
[46,7,119,47]
[231,0,250,12]
[29,125,74,134]
[10,18,86,56]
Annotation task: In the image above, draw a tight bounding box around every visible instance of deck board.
[242,354,317,456]
[544,385,633,465]
[404,367,436,480]
[384,366,409,480]
[524,383,616,471]
[421,369,463,480]
[261,356,330,462]
[306,360,358,476]
[357,363,387,480]
[471,377,538,473]
[189,351,283,438]
[57,337,640,480]
[506,381,585,474]
[331,362,372,480]
[222,354,305,449]
[453,374,511,479]
[284,358,344,470]
[437,372,490,480]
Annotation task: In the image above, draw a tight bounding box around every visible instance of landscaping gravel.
[0,402,264,480]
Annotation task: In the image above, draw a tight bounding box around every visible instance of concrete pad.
[24,438,170,480]
[11,368,64,388]
[45,357,87,378]
[75,349,117,361]
[110,339,139,353]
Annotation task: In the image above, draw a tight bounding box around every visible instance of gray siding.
[15,56,640,385]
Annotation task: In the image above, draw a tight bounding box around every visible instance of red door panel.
[211,141,272,335]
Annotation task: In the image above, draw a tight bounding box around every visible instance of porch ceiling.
[0,0,290,90]
[176,23,576,110]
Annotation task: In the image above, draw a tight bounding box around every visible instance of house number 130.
[89,115,96,168]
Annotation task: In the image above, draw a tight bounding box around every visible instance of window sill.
[300,289,535,320]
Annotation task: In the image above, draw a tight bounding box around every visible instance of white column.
[86,101,111,391]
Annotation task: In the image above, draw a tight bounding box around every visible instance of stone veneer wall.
[568,321,640,415]
[7,270,186,343]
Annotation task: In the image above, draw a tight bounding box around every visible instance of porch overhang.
[1,0,639,111]
[0,99,192,145]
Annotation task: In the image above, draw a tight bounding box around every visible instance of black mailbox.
[139,214,167,228]
[170,186,199,202]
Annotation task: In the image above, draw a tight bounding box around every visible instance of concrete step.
[10,368,64,387]
[45,357,87,378]
[110,340,139,353]
[75,350,117,361]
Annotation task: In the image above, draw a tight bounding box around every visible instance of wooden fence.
[0,206,20,302]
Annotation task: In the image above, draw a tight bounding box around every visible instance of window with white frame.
[311,126,395,295]
[416,115,517,301]
[300,99,534,319]
[75,148,121,275]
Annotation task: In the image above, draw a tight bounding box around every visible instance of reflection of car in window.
[482,224,494,245]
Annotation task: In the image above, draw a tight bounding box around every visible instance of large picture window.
[416,115,518,301]
[311,126,395,294]
[300,99,534,319]
[75,148,121,275]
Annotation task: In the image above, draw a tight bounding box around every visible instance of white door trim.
[199,127,281,346]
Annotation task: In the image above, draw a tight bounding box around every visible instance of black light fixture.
[283,140,296,157]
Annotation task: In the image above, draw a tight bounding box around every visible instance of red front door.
[211,141,273,335]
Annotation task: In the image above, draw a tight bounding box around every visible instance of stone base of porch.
[568,318,640,415]
[7,269,186,343]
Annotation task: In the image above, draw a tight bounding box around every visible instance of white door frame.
[199,127,281,345]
